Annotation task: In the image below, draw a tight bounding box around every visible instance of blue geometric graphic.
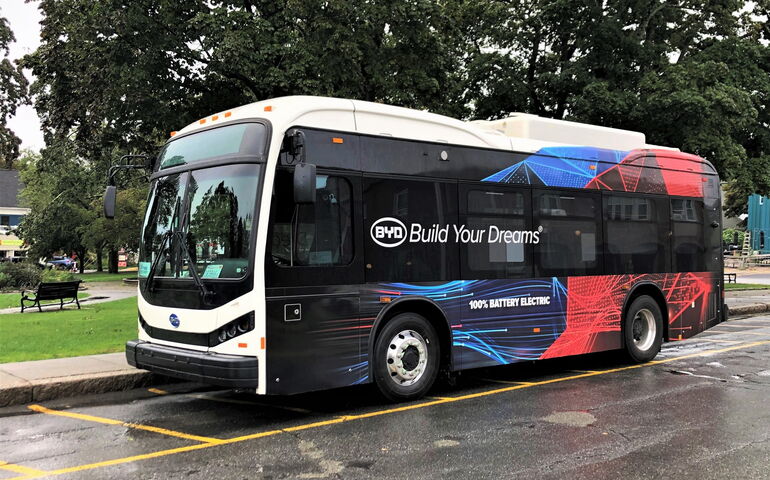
[373,278,569,369]
[483,146,630,188]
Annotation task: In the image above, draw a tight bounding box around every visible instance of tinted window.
[671,198,705,271]
[364,178,458,282]
[271,171,353,267]
[462,187,531,278]
[468,190,524,215]
[534,192,601,276]
[159,123,266,169]
[604,195,667,274]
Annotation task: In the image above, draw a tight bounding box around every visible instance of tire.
[373,312,440,402]
[623,295,663,363]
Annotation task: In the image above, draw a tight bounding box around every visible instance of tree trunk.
[108,249,119,273]
[77,249,86,274]
[96,248,103,272]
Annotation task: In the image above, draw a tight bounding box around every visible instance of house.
[0,169,29,261]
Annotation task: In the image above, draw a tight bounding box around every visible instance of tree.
[21,0,770,221]
[15,143,96,273]
[0,16,28,169]
[450,0,769,215]
[83,187,147,272]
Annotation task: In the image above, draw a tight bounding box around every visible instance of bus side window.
[603,195,667,274]
[671,198,705,272]
[461,187,531,279]
[533,191,601,277]
[270,170,353,267]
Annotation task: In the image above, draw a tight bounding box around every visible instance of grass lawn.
[0,292,91,310]
[0,297,137,363]
[724,283,770,291]
[74,271,137,283]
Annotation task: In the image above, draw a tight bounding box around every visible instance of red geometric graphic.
[540,272,714,359]
[586,149,706,197]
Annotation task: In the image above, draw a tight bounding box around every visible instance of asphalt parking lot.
[2,316,770,480]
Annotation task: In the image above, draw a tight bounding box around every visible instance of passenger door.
[264,168,364,394]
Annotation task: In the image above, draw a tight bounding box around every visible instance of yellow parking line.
[0,461,47,476]
[27,405,223,444]
[147,388,168,395]
[8,339,769,480]
[479,378,536,386]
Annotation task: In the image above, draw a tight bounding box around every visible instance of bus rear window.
[159,123,266,169]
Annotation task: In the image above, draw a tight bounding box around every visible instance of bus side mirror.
[294,163,316,204]
[103,185,117,218]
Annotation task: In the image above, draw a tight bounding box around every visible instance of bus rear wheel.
[623,295,663,363]
[373,312,440,402]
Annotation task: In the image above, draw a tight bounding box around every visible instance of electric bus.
[111,96,724,401]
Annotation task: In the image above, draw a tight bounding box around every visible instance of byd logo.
[370,217,407,248]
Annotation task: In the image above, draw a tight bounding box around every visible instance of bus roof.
[175,95,699,161]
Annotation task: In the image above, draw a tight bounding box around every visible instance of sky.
[2,0,44,152]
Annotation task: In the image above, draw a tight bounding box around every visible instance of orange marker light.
[332,137,344,144]
[589,165,596,170]
[533,327,541,333]
[264,105,272,112]
[380,296,392,303]
[170,131,177,137]
[260,337,266,349]
[224,111,232,118]
[199,119,206,125]
[212,115,219,121]
[238,342,247,348]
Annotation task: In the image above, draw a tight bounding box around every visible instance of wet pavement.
[1,316,770,479]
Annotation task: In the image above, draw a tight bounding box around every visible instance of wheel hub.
[632,308,656,351]
[386,330,428,386]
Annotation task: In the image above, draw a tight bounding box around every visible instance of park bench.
[20,281,82,313]
[723,273,737,284]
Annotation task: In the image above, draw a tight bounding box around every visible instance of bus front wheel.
[623,295,663,363]
[373,312,440,402]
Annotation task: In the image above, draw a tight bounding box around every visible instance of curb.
[0,370,168,408]
[728,303,770,316]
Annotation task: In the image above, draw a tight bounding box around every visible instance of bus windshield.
[139,163,261,281]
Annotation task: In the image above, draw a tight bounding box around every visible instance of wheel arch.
[368,296,453,380]
[622,282,669,343]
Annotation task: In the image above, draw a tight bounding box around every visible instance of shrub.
[0,262,43,289]
[41,269,77,283]
[0,272,10,290]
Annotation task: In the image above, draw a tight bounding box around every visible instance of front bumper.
[126,340,258,389]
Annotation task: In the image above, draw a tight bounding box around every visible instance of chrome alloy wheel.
[632,308,656,352]
[386,329,429,386]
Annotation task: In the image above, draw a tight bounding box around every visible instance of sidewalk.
[0,353,164,407]
[1,289,769,408]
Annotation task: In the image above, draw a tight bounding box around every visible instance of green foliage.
[0,15,28,169]
[0,262,42,289]
[0,297,137,363]
[41,269,77,283]
[15,146,93,271]
[723,228,745,245]
[17,0,770,225]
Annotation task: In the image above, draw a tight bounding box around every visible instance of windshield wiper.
[173,231,215,305]
[143,230,174,294]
